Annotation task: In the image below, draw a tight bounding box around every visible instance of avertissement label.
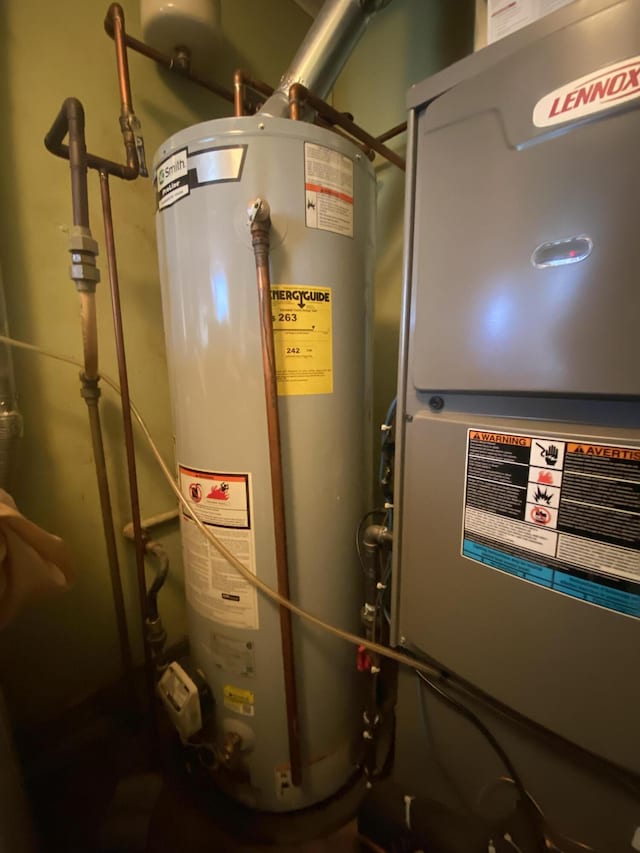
[179,466,259,630]
[461,430,640,618]
[271,285,333,396]
[304,143,354,238]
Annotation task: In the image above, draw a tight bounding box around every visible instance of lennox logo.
[533,55,640,128]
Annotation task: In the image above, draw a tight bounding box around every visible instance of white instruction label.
[304,143,354,238]
[462,430,640,618]
[179,466,259,630]
[210,631,256,677]
[488,0,574,43]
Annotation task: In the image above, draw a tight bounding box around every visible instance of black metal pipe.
[360,525,393,781]
[145,541,169,622]
[45,99,133,689]
[44,98,90,228]
[44,94,138,182]
[362,524,392,609]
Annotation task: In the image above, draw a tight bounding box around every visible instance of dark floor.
[21,700,369,853]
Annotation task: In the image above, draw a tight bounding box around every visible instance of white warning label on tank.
[304,143,354,238]
[179,466,259,630]
[461,430,640,618]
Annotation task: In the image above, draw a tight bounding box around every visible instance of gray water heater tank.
[153,115,375,811]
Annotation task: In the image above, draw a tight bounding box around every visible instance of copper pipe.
[240,73,274,99]
[104,4,143,179]
[104,9,235,105]
[233,69,275,116]
[83,379,133,681]
[233,69,245,117]
[315,116,375,161]
[233,68,274,100]
[249,200,303,788]
[109,4,133,114]
[99,170,154,698]
[289,90,301,121]
[288,83,406,171]
[79,292,99,381]
[376,120,407,145]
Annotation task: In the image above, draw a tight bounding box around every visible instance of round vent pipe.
[260,0,392,117]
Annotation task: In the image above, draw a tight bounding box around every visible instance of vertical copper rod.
[288,83,406,171]
[250,200,303,787]
[109,4,134,114]
[84,387,134,682]
[289,89,301,121]
[99,170,155,706]
[234,70,245,117]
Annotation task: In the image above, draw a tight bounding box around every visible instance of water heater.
[154,115,375,811]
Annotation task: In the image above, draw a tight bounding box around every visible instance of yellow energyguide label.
[270,285,333,396]
[223,685,255,717]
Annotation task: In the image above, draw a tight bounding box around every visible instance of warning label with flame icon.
[461,429,640,618]
[178,466,259,631]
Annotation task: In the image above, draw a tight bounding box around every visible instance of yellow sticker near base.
[271,285,333,396]
[223,685,255,717]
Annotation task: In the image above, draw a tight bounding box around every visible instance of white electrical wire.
[0,332,445,679]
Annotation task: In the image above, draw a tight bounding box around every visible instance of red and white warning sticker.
[179,466,259,630]
[304,143,354,238]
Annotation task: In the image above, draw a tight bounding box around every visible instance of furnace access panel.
[395,0,640,774]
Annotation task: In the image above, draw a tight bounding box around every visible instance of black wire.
[415,670,547,853]
[415,672,472,815]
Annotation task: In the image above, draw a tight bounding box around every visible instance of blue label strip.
[463,539,640,618]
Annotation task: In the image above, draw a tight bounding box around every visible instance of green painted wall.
[333,0,474,472]
[0,0,310,724]
[0,0,473,725]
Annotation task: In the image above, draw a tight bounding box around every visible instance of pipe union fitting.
[69,259,100,287]
[69,233,99,255]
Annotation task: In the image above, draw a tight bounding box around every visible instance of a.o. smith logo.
[533,56,640,128]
